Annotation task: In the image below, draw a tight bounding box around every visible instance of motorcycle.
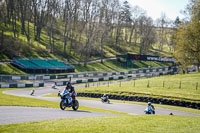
[144,106,155,114]
[101,96,110,104]
[59,89,79,111]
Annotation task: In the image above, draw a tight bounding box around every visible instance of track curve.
[3,84,200,117]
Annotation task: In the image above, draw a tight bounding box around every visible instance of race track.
[0,106,117,125]
[1,83,200,125]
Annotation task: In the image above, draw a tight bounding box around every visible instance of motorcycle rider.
[65,82,76,103]
[147,102,155,114]
[101,94,109,102]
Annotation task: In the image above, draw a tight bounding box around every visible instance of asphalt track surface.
[2,83,200,125]
[0,106,117,125]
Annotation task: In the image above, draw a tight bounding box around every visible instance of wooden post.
[163,81,165,88]
[108,82,109,87]
[179,81,181,89]
[120,81,121,87]
[196,82,198,90]
[133,80,135,87]
[147,80,150,88]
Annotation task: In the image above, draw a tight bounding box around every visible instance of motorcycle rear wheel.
[72,100,79,111]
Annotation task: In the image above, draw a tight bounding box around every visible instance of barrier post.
[163,81,165,88]
[196,82,198,90]
[147,80,150,88]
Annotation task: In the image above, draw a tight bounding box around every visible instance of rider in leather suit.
[65,82,76,103]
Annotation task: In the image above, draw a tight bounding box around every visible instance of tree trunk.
[100,36,104,63]
[1,30,4,45]
[63,22,68,57]
[129,24,135,46]
[21,19,25,34]
[27,20,30,43]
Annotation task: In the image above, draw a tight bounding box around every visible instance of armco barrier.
[77,93,200,110]
[0,82,44,88]
[0,66,179,81]
[55,71,172,86]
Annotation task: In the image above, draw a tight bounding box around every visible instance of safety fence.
[0,66,178,88]
[0,66,178,81]
[0,82,44,88]
[55,70,175,86]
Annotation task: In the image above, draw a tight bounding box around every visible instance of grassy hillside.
[0,64,26,75]
[0,20,174,74]
[0,19,172,62]
[74,60,173,72]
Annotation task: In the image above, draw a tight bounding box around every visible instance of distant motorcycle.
[59,89,79,111]
[101,95,110,104]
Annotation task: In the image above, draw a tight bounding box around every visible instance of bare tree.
[47,0,60,53]
[138,15,156,54]
[156,12,170,51]
[33,0,50,42]
[128,6,145,47]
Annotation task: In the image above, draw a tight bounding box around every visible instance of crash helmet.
[67,81,71,87]
[148,102,151,105]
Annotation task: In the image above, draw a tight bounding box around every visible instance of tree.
[156,12,170,51]
[174,0,200,71]
[33,0,50,42]
[128,6,145,46]
[138,15,156,54]
[174,16,181,28]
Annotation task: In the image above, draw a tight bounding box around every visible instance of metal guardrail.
[0,66,178,82]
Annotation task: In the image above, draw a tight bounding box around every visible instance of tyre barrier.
[77,92,200,110]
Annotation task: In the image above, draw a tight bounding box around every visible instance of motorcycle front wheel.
[60,100,66,110]
[101,99,104,103]
[72,100,79,111]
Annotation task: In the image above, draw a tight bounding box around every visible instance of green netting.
[15,59,38,68]
[14,59,74,69]
[30,59,56,68]
[47,60,69,68]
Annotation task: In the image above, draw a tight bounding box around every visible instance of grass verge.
[0,115,200,133]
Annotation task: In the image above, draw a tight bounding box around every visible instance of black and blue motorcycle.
[59,89,79,111]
